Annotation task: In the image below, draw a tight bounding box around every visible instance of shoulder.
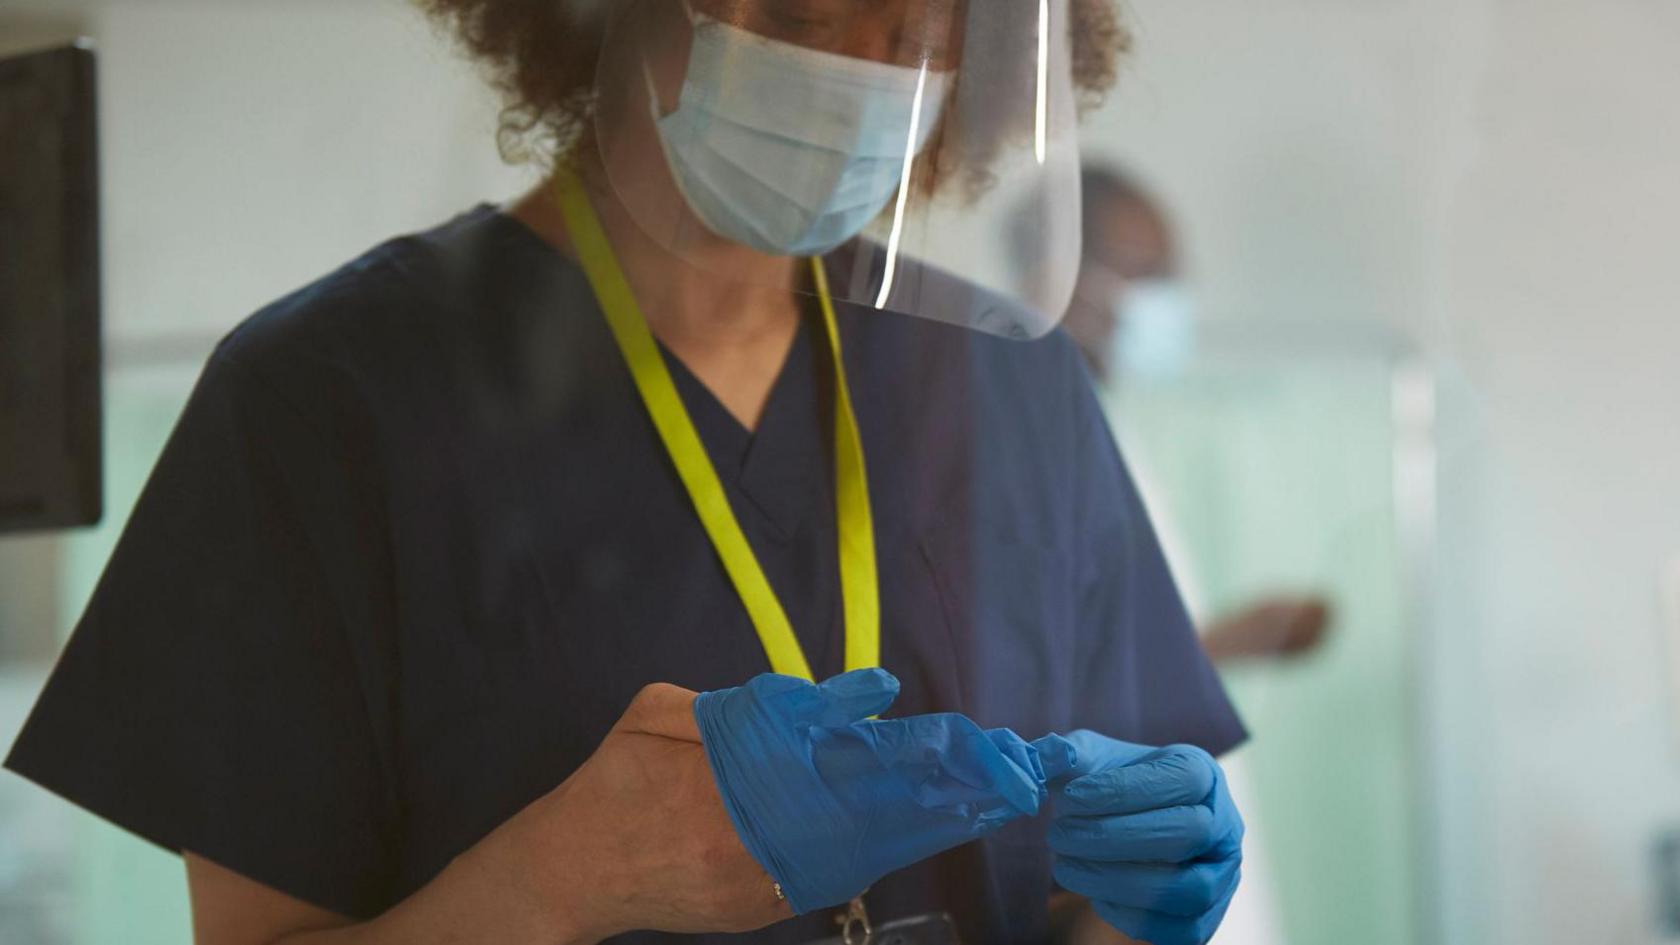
[214,206,509,378]
[206,206,593,426]
[847,262,1097,435]
[844,246,1091,382]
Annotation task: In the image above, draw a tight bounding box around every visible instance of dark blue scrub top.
[5,206,1243,944]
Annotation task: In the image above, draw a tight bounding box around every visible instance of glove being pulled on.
[694,669,1074,914]
[1047,730,1244,945]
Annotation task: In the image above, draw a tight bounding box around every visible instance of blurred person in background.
[1063,162,1336,945]
[4,5,1251,945]
[1068,164,1331,666]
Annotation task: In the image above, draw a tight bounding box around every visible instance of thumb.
[617,682,702,741]
[793,668,901,727]
[1031,733,1079,782]
[860,716,1046,819]
[1057,729,1156,782]
[1062,744,1219,816]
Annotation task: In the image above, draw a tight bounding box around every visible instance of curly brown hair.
[420,0,1129,189]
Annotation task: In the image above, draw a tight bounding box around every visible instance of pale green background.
[1,366,200,945]
[1107,349,1420,945]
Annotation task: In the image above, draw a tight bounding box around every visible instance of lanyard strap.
[554,168,879,681]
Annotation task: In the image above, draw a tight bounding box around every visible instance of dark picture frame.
[0,43,102,533]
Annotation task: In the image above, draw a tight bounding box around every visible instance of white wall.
[1429,1,1680,942]
[1088,0,1431,333]
[2,0,533,349]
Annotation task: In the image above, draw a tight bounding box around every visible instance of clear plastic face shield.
[591,0,1083,339]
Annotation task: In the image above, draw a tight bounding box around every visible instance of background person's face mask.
[1107,279,1198,381]
[650,9,949,257]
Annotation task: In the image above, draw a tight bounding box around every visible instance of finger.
[861,714,1044,819]
[1059,745,1217,816]
[958,723,1044,818]
[1047,806,1219,863]
[927,718,1044,818]
[1204,777,1245,858]
[1060,729,1156,781]
[619,682,702,741]
[1031,733,1078,781]
[811,668,900,724]
[1050,857,1239,917]
[985,728,1046,781]
[1091,895,1235,945]
[771,668,900,727]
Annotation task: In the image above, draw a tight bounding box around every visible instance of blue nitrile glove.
[694,669,1076,914]
[1046,730,1244,945]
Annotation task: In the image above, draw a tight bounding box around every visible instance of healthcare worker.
[1066,164,1331,664]
[6,3,1246,944]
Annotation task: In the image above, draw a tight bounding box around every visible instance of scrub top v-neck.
[5,204,1244,945]
[662,309,847,681]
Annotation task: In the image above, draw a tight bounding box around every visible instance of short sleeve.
[1068,380,1247,756]
[4,347,400,918]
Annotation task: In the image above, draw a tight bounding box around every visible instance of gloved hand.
[1047,730,1244,945]
[694,669,1074,914]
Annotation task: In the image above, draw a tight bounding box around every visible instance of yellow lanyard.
[554,168,879,681]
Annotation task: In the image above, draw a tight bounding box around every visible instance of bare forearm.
[193,691,789,945]
[270,794,596,945]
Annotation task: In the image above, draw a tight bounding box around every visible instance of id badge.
[805,896,962,945]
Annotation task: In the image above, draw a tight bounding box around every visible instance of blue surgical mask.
[1107,280,1197,381]
[649,10,948,256]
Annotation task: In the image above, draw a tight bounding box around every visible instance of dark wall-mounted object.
[1658,827,1680,938]
[0,43,101,534]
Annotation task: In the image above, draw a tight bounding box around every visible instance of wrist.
[504,789,615,945]
[352,804,607,945]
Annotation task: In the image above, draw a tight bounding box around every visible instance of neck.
[509,152,806,430]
